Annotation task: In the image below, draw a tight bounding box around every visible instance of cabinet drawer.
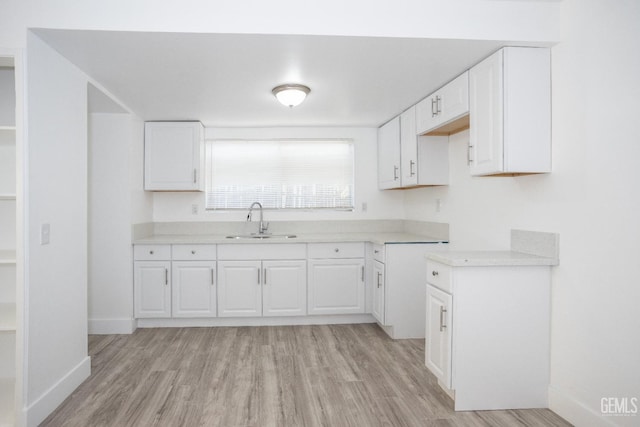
[426,260,452,293]
[372,244,385,263]
[218,243,306,260]
[308,242,365,259]
[134,244,171,260]
[172,244,217,260]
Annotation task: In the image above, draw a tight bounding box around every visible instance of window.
[205,139,354,210]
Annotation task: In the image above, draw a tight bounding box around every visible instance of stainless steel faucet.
[247,202,269,235]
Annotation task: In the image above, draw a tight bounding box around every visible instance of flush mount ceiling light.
[272,84,311,108]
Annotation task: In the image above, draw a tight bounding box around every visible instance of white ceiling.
[35,29,521,127]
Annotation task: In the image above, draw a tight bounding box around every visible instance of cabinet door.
[217,260,262,317]
[425,285,453,388]
[469,50,504,175]
[377,117,401,190]
[262,260,307,317]
[171,261,216,318]
[416,94,439,135]
[371,260,385,324]
[308,259,365,315]
[416,72,469,136]
[400,107,418,187]
[144,121,204,191]
[134,261,171,318]
[439,72,469,126]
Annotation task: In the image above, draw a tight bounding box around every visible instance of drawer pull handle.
[432,270,439,277]
[211,268,214,285]
[191,250,196,254]
[377,272,382,288]
[334,248,339,253]
[439,306,447,332]
[149,250,154,255]
[165,268,168,285]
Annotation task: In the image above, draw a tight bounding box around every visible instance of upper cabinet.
[378,109,448,190]
[416,72,469,136]
[144,121,204,191]
[377,116,401,190]
[468,47,551,176]
[400,107,448,188]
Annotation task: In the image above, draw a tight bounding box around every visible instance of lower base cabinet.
[172,261,216,317]
[217,259,307,317]
[134,261,171,318]
[262,260,307,317]
[307,243,366,315]
[371,259,385,323]
[425,284,452,387]
[425,259,551,411]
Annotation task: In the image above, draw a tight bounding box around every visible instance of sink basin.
[225,234,297,240]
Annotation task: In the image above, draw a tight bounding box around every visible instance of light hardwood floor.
[41,324,571,427]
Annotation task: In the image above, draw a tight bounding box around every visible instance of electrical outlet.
[41,223,50,245]
[191,204,199,215]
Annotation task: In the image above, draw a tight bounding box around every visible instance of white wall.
[152,127,405,222]
[88,113,148,334]
[0,0,560,48]
[404,1,640,425]
[24,33,91,426]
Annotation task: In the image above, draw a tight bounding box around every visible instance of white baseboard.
[137,314,376,328]
[549,384,617,427]
[24,356,91,427]
[88,317,136,334]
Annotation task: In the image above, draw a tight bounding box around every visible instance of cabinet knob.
[191,250,196,254]
[374,250,379,254]
[149,250,154,255]
[334,248,339,253]
[432,270,439,277]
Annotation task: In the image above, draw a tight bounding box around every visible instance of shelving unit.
[0,55,18,427]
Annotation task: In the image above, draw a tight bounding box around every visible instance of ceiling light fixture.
[272,84,311,108]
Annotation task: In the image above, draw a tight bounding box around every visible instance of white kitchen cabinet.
[425,284,452,388]
[381,109,448,189]
[308,242,365,315]
[370,243,447,339]
[469,47,551,176]
[217,260,262,317]
[371,259,385,324]
[262,260,307,317]
[171,261,216,317]
[134,244,218,318]
[134,261,171,318]
[377,116,401,189]
[425,258,551,410]
[217,244,307,318]
[144,121,204,191]
[416,71,469,136]
[400,107,418,187]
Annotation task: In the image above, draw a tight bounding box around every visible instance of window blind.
[205,139,354,210]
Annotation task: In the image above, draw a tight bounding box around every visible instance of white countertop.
[425,250,558,267]
[134,232,448,246]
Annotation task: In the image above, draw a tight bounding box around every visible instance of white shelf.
[0,251,15,265]
[0,195,16,201]
[0,304,15,332]
[0,377,15,427]
[0,126,15,131]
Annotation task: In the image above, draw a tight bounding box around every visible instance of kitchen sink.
[225,234,297,240]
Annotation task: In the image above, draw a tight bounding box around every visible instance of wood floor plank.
[41,324,572,427]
